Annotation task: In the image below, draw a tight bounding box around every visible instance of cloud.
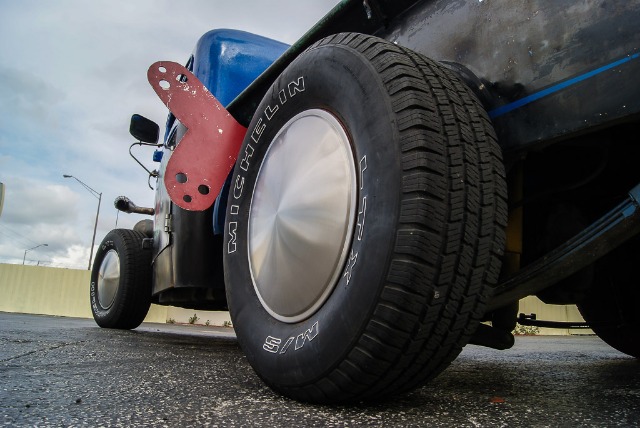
[0,176,84,265]
[48,244,92,270]
[0,67,66,127]
[1,177,80,226]
[0,0,341,269]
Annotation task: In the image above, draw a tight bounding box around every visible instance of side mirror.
[130,114,159,144]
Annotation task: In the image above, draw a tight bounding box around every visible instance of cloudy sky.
[0,0,340,269]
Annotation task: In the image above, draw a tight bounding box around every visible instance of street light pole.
[90,192,102,270]
[23,243,48,265]
[63,174,102,270]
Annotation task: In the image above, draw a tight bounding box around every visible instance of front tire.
[90,229,152,329]
[224,33,507,403]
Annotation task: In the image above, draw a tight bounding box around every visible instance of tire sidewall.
[90,231,123,325]
[224,44,403,387]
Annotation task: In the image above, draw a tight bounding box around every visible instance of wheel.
[90,229,152,329]
[578,237,640,358]
[223,33,507,403]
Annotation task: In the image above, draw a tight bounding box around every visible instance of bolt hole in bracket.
[147,61,247,211]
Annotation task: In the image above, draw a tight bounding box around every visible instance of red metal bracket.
[147,61,246,211]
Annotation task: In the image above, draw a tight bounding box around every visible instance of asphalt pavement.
[1,312,638,427]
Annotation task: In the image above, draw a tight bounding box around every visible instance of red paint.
[148,61,246,211]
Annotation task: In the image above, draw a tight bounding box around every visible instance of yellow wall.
[0,263,585,333]
[0,264,230,326]
[0,264,93,318]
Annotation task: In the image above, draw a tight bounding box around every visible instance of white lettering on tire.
[263,321,319,355]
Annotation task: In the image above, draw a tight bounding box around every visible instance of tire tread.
[277,33,507,402]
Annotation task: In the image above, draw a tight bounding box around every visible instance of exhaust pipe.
[114,196,154,216]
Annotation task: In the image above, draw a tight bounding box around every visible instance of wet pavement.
[1,312,638,427]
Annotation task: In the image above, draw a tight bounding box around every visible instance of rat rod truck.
[91,0,640,403]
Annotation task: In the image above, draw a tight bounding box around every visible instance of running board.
[488,182,640,311]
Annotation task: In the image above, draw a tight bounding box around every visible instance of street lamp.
[23,243,48,265]
[64,174,102,270]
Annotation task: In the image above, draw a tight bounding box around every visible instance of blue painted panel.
[163,29,288,143]
[192,29,289,107]
[189,29,288,235]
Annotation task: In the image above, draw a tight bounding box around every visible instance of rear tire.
[224,33,507,403]
[578,238,640,358]
[90,229,152,329]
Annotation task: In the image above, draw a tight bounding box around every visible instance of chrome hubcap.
[98,250,120,309]
[248,109,357,323]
